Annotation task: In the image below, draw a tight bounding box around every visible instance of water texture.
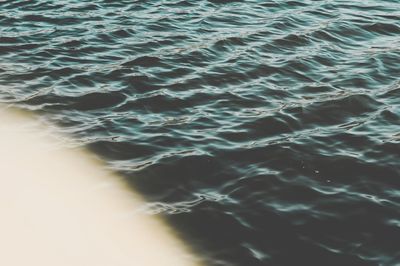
[1,0,400,265]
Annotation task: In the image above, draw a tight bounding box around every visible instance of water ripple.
[1,0,400,265]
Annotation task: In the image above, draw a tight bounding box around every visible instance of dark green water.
[1,0,400,265]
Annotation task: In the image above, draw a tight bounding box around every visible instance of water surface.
[1,0,400,265]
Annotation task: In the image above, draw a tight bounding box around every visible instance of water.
[1,0,399,265]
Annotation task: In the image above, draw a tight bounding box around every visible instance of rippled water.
[1,0,400,265]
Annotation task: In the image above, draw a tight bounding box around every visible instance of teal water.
[1,1,400,265]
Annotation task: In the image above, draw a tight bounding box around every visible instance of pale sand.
[0,107,201,266]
